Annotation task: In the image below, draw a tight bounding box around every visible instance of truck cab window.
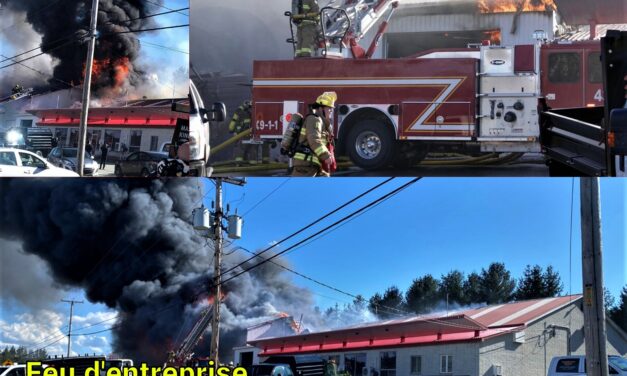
[548,53,581,83]
[588,52,602,83]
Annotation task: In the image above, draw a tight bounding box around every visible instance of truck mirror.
[205,102,226,122]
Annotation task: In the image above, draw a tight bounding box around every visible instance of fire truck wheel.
[347,120,395,170]
[393,146,429,169]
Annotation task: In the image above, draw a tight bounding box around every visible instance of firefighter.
[292,0,321,58]
[292,91,337,177]
[228,101,269,164]
[324,358,338,376]
[11,84,22,95]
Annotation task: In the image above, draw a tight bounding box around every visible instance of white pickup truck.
[160,81,225,176]
[548,355,627,376]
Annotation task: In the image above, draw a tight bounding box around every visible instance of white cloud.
[0,309,116,357]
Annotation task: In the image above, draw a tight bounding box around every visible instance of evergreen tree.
[480,263,516,304]
[515,265,545,300]
[438,270,465,306]
[542,265,563,296]
[369,286,405,319]
[608,285,627,332]
[405,275,439,314]
[463,272,483,305]
[604,288,616,312]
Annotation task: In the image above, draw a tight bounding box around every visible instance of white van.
[548,355,627,376]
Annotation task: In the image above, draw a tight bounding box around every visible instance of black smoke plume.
[1,0,160,96]
[0,179,352,364]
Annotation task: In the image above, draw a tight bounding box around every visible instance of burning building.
[25,96,187,155]
[360,0,556,58]
[237,296,627,376]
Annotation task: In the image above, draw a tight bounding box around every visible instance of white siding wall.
[43,126,173,153]
[361,11,556,58]
[479,303,627,376]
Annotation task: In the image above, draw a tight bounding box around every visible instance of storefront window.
[87,129,102,151]
[380,351,396,376]
[55,128,68,146]
[150,136,159,151]
[105,129,122,151]
[345,353,366,376]
[130,130,142,153]
[69,128,79,147]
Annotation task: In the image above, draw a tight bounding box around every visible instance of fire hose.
[210,153,523,174]
[210,129,252,156]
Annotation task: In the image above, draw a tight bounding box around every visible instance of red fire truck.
[247,0,613,171]
[251,39,605,170]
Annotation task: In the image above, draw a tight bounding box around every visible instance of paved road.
[211,154,550,177]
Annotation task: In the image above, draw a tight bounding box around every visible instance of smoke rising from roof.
[0,0,167,98]
[0,179,372,363]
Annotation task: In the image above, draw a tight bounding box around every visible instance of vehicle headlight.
[188,128,202,161]
[6,130,22,145]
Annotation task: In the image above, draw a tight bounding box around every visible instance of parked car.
[0,364,25,376]
[548,355,627,376]
[0,148,79,177]
[114,151,167,177]
[245,364,294,376]
[47,147,99,176]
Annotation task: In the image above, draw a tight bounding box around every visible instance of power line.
[219,178,396,279]
[98,24,189,37]
[233,246,410,317]
[0,54,74,87]
[218,178,421,287]
[242,178,291,216]
[141,0,189,17]
[0,38,80,70]
[139,39,189,55]
[113,7,190,25]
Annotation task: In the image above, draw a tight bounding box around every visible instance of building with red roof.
[235,296,627,376]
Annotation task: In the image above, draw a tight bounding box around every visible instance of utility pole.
[61,299,83,357]
[210,178,223,365]
[77,0,99,177]
[580,177,609,376]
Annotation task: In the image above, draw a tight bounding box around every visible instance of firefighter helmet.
[315,92,337,108]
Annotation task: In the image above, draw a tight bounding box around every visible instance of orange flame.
[478,0,556,13]
[484,29,501,45]
[82,57,131,90]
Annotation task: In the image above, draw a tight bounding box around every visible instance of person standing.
[292,91,337,177]
[229,101,270,164]
[292,0,321,57]
[324,359,338,376]
[99,143,108,169]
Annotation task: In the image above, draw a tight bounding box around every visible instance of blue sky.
[1,178,624,357]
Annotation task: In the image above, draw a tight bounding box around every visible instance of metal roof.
[250,295,582,355]
[555,0,627,25]
[558,24,627,41]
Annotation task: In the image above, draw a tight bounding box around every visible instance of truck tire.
[393,144,429,169]
[346,120,395,170]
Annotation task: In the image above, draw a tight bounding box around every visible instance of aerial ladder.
[165,303,215,366]
[287,0,399,59]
